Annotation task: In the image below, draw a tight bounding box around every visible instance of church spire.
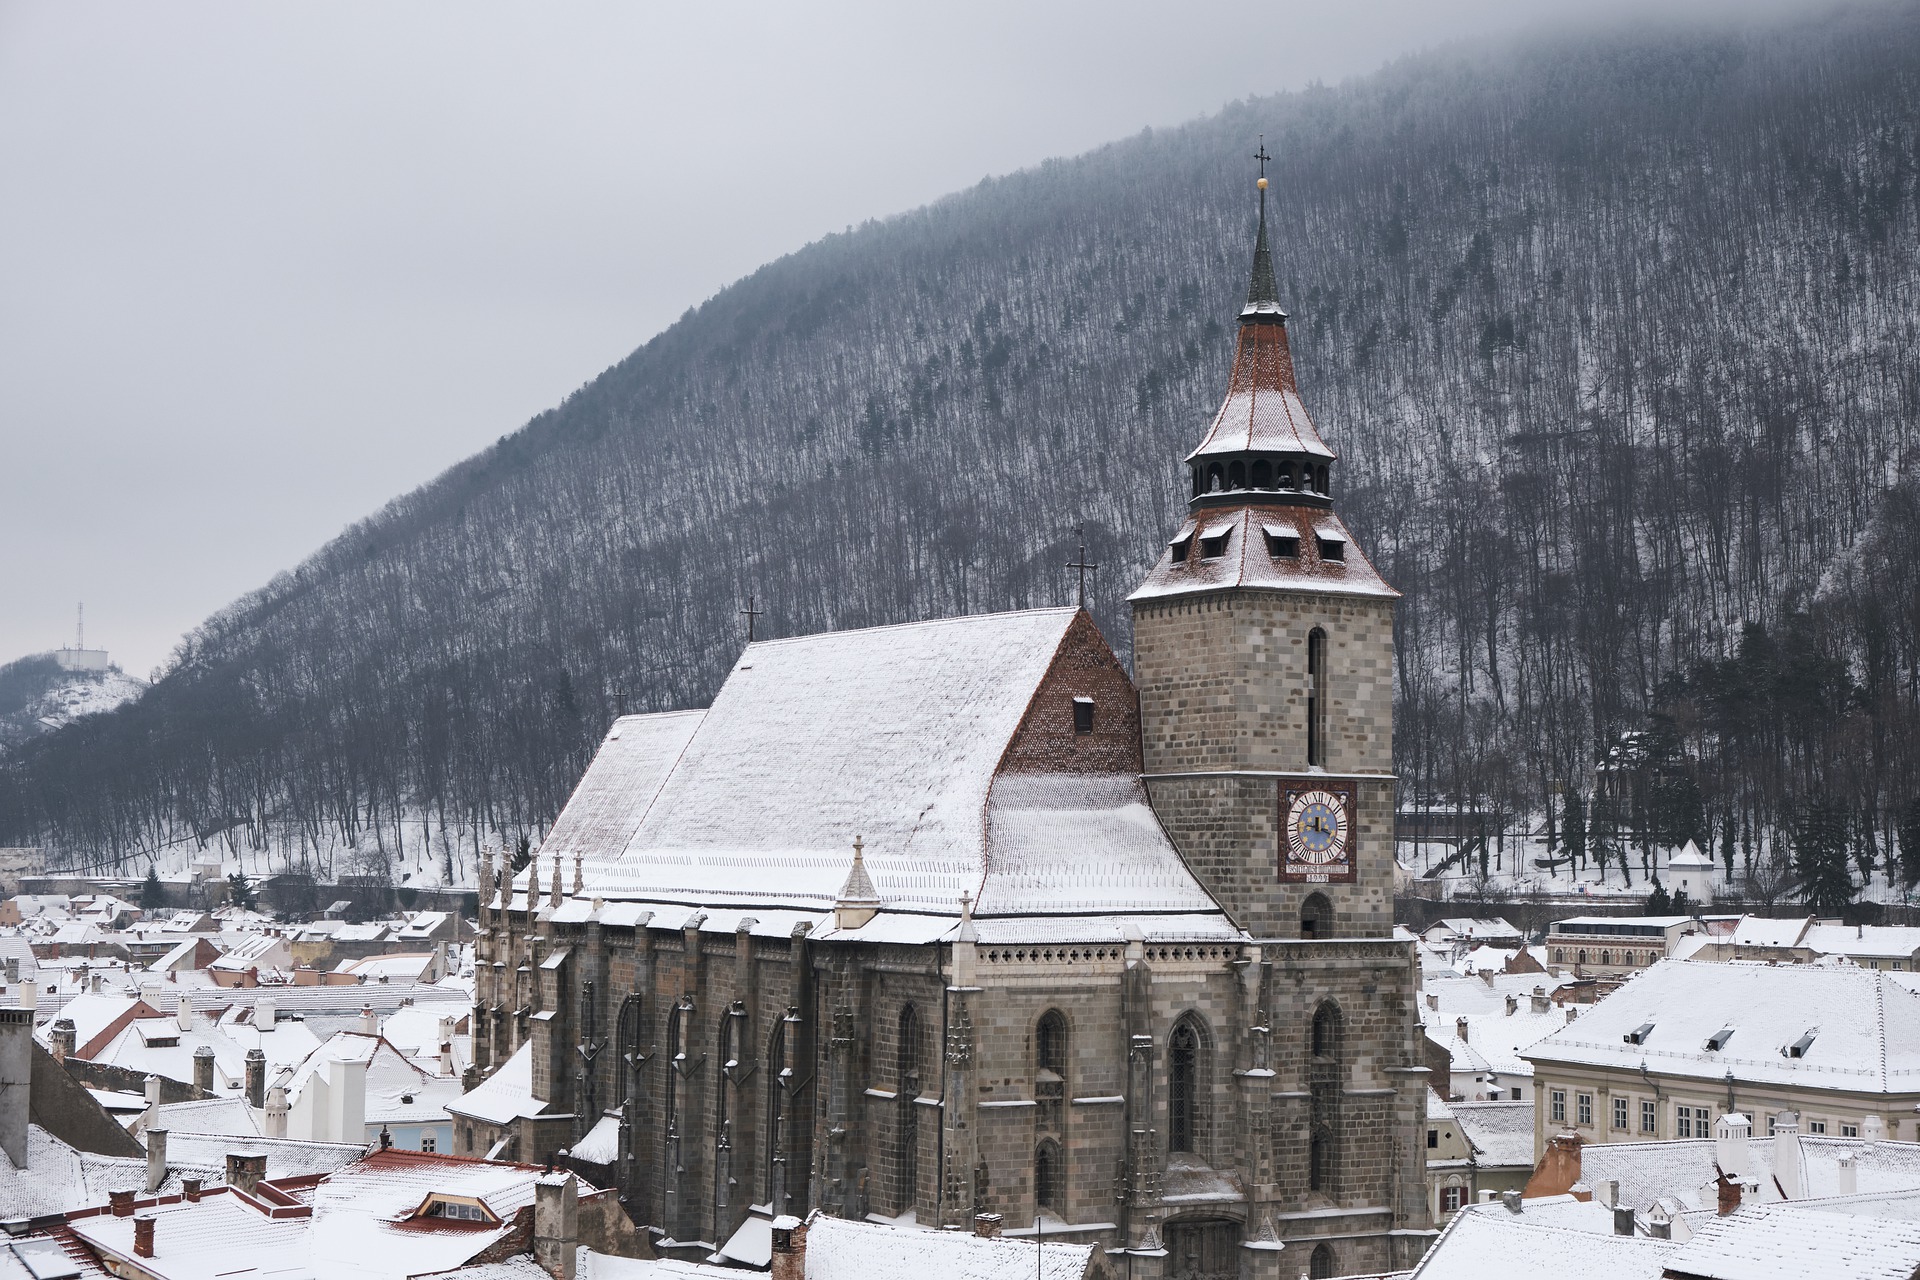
[1242,139,1287,323]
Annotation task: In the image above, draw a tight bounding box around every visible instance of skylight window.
[1704,1028,1734,1052]
[422,1198,491,1222]
[1316,534,1346,562]
[1199,533,1229,559]
[1623,1022,1655,1045]
[1263,522,1299,559]
[1786,1030,1817,1059]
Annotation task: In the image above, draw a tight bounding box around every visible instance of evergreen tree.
[1721,813,1737,880]
[227,870,256,911]
[140,864,165,911]
[1897,796,1920,892]
[1646,878,1672,914]
[510,834,533,874]
[1793,799,1856,917]
[1564,790,1588,871]
[1670,885,1693,916]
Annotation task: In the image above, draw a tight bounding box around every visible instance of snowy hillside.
[0,653,147,752]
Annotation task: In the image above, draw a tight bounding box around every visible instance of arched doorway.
[1162,1216,1242,1280]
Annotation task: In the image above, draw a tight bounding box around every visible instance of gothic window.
[665,998,690,1134]
[1251,459,1273,488]
[1035,1139,1063,1216]
[1311,1001,1343,1062]
[1035,1010,1067,1133]
[1306,628,1327,767]
[717,1002,744,1132]
[1300,892,1331,941]
[1309,1125,1334,1191]
[897,1005,920,1215]
[1309,1242,1336,1279]
[1168,1015,1207,1155]
[1228,460,1247,489]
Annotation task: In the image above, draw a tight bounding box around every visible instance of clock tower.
[1130,168,1400,941]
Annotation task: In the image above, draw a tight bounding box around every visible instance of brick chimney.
[1523,1132,1585,1199]
[1505,994,1518,1016]
[109,1190,135,1217]
[225,1152,267,1199]
[1716,1171,1742,1216]
[192,1045,215,1094]
[1532,986,1550,1014]
[771,1215,807,1280]
[244,1048,267,1109]
[1455,1017,1469,1044]
[1614,1206,1636,1236]
[182,1178,203,1203]
[533,1171,578,1280]
[974,1213,1003,1238]
[49,1017,75,1064]
[133,1213,155,1258]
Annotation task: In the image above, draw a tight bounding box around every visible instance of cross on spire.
[1066,525,1100,608]
[740,593,764,642]
[1254,136,1271,179]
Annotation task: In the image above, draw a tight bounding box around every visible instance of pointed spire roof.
[1241,172,1287,323]
[837,835,881,907]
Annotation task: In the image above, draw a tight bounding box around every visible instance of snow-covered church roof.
[525,608,1231,940]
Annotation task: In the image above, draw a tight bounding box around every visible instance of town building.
[1522,960,1920,1158]
[457,173,1432,1279]
[1424,1092,1534,1222]
[1541,917,1732,978]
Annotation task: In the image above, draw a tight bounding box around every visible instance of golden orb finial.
[1257,176,1269,190]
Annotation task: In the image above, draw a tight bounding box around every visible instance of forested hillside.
[6,6,1920,894]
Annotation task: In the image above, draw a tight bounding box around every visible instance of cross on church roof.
[1254,136,1271,178]
[740,593,764,642]
[1066,525,1099,607]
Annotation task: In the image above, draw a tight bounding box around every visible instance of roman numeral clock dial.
[1280,782,1357,883]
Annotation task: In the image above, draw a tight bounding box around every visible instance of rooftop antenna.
[1065,526,1099,608]
[740,593,764,643]
[76,602,84,651]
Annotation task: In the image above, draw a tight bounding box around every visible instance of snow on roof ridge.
[739,605,1080,653]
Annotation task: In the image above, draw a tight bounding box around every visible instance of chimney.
[1864,1114,1886,1142]
[90,972,103,995]
[1600,1179,1620,1208]
[49,1017,75,1064]
[20,982,35,1010]
[1716,1171,1742,1216]
[1715,1113,1750,1180]
[109,1190,134,1217]
[327,1056,366,1144]
[1532,985,1550,1014]
[244,1049,267,1109]
[1650,1213,1672,1240]
[533,1171,578,1280]
[176,993,193,1032]
[255,997,276,1029]
[1426,993,1439,1012]
[771,1215,807,1280]
[132,1214,155,1258]
[1501,1190,1523,1214]
[1614,1206,1636,1236]
[225,1152,267,1199]
[1570,1182,1593,1203]
[192,1045,215,1095]
[182,1178,203,1203]
[1480,968,1495,987]
[973,1213,1003,1238]
[1774,1113,1804,1200]
[1566,1007,1579,1024]
[1838,1155,1858,1197]
[146,1128,168,1193]
[264,1085,289,1138]
[1505,994,1518,1016]
[359,1005,378,1035]
[0,1009,31,1170]
[1455,1017,1469,1044]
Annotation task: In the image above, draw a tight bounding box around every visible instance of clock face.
[1279,781,1357,883]
[1287,789,1349,864]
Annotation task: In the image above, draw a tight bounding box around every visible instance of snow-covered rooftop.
[1407,1201,1676,1279]
[1523,960,1920,1092]
[1668,1201,1920,1280]
[1129,505,1396,602]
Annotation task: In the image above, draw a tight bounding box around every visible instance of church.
[453,169,1432,1280]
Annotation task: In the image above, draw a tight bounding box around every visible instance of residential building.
[1425,1092,1534,1222]
[1542,916,1733,977]
[1523,960,1920,1158]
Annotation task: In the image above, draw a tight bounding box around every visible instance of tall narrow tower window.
[1306,628,1328,767]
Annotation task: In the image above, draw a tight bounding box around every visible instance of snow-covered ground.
[29,668,147,730]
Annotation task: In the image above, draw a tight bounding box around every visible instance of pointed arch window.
[1035,1010,1067,1133]
[1309,1242,1337,1279]
[1035,1139,1063,1216]
[665,997,691,1136]
[1169,1016,1207,1155]
[1307,628,1328,767]
[764,1012,791,1209]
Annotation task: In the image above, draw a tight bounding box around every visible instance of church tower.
[1131,163,1400,941]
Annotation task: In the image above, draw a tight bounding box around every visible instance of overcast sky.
[0,0,1820,677]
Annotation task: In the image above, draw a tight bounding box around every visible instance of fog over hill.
[6,6,1920,893]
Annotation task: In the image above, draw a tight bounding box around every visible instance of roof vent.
[1785,1030,1817,1059]
[1623,1022,1656,1045]
[1705,1028,1734,1052]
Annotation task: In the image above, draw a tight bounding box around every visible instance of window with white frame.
[1577,1093,1593,1126]
[1676,1105,1710,1139]
[1842,1123,1859,1138]
[1809,1119,1828,1134]
[1641,1100,1657,1134]
[1613,1097,1629,1130]
[1550,1089,1567,1124]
